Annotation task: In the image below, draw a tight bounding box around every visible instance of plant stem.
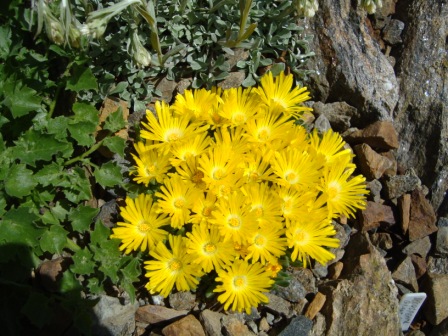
[63,136,108,166]
[66,238,81,252]
[48,84,63,119]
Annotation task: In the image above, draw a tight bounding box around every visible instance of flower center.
[174,197,186,209]
[250,171,259,182]
[137,221,151,233]
[258,128,270,141]
[233,112,246,124]
[254,206,264,218]
[203,243,217,254]
[228,215,241,228]
[294,229,310,245]
[145,165,156,174]
[233,275,247,288]
[202,206,213,217]
[285,171,298,184]
[254,234,266,246]
[192,171,204,183]
[169,259,182,271]
[327,181,341,199]
[271,97,288,109]
[212,167,225,180]
[166,129,182,142]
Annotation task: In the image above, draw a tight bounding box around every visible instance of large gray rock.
[305,0,399,125]
[393,0,448,215]
[319,232,401,335]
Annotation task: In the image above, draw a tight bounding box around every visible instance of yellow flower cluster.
[111,71,369,314]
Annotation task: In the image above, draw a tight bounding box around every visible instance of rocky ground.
[73,0,448,335]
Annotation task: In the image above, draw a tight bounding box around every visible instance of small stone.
[345,121,399,150]
[354,143,393,180]
[310,313,326,336]
[135,305,188,325]
[304,292,326,320]
[312,262,329,279]
[367,179,383,203]
[278,316,313,336]
[265,293,293,317]
[371,232,394,251]
[217,71,246,89]
[154,76,177,103]
[380,151,398,177]
[168,291,196,311]
[408,189,438,241]
[384,169,421,200]
[328,261,344,280]
[271,277,307,303]
[221,314,255,336]
[314,114,332,133]
[199,309,224,336]
[259,317,270,332]
[312,101,359,132]
[410,254,427,279]
[246,320,258,334]
[176,78,192,94]
[37,257,64,292]
[266,312,275,325]
[398,194,411,234]
[359,201,395,232]
[162,314,205,336]
[92,295,138,336]
[292,298,309,316]
[435,218,448,257]
[290,268,317,295]
[392,256,419,291]
[382,19,405,45]
[403,236,431,258]
[422,273,448,325]
[427,257,448,275]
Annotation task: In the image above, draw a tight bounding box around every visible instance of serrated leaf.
[39,225,69,254]
[72,102,99,124]
[0,25,12,60]
[4,164,37,197]
[94,161,122,188]
[90,220,110,246]
[59,269,82,293]
[60,167,92,203]
[21,292,52,329]
[68,122,96,146]
[87,277,102,294]
[14,130,73,166]
[3,78,42,118]
[46,116,69,140]
[1,206,42,249]
[71,248,95,275]
[103,136,126,156]
[35,162,63,186]
[69,205,99,232]
[92,239,122,283]
[66,64,98,92]
[103,108,126,133]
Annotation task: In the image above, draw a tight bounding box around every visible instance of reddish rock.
[305,292,326,320]
[370,232,394,251]
[408,189,438,241]
[162,314,206,336]
[354,143,393,180]
[410,254,427,279]
[359,201,395,232]
[380,151,397,176]
[345,121,399,150]
[398,194,411,235]
[135,305,188,324]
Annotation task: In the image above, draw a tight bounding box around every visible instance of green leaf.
[0,25,12,60]
[35,162,63,187]
[67,122,96,146]
[109,81,129,95]
[94,161,122,188]
[270,62,286,77]
[66,64,98,92]
[46,116,69,140]
[103,136,126,156]
[242,73,256,87]
[87,277,102,295]
[61,167,92,203]
[14,130,73,166]
[93,239,123,283]
[4,164,37,197]
[39,225,69,254]
[103,108,126,133]
[1,206,42,249]
[2,78,42,118]
[72,102,99,124]
[69,205,99,232]
[21,292,52,329]
[90,220,110,246]
[71,248,95,275]
[121,258,141,282]
[59,269,82,293]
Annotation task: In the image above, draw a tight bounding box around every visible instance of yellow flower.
[186,223,236,272]
[131,142,172,185]
[318,162,369,218]
[172,88,222,120]
[275,186,324,221]
[265,261,282,278]
[111,194,170,254]
[218,87,261,127]
[286,218,340,267]
[141,101,209,154]
[240,152,276,183]
[174,156,207,190]
[246,225,287,265]
[210,191,258,245]
[155,175,199,229]
[190,191,218,225]
[170,132,211,167]
[214,259,274,314]
[241,182,283,227]
[213,126,248,157]
[255,71,313,119]
[271,148,321,190]
[308,128,354,167]
[145,235,203,297]
[282,124,309,151]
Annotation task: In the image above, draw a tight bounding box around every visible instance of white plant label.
[399,292,427,331]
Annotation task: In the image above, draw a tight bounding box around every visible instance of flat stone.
[135,305,188,325]
[398,194,411,234]
[168,291,196,311]
[310,312,327,336]
[359,201,395,232]
[328,261,344,280]
[384,169,421,200]
[403,236,431,258]
[289,268,317,295]
[392,256,419,291]
[162,314,205,336]
[422,273,448,325]
[436,218,448,257]
[264,293,293,317]
[345,121,399,150]
[367,179,382,203]
[411,254,427,279]
[217,71,246,89]
[154,76,177,104]
[380,151,398,177]
[312,101,359,132]
[354,143,393,180]
[370,232,394,251]
[408,189,438,241]
[278,316,313,336]
[199,309,224,336]
[314,114,332,133]
[304,292,326,320]
[221,314,255,336]
[258,317,270,332]
[382,19,405,45]
[271,277,307,303]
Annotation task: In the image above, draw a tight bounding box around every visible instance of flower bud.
[130,30,152,68]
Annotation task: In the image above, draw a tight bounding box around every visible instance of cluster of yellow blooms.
[111,71,368,314]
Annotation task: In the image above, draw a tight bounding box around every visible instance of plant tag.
[399,292,427,331]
